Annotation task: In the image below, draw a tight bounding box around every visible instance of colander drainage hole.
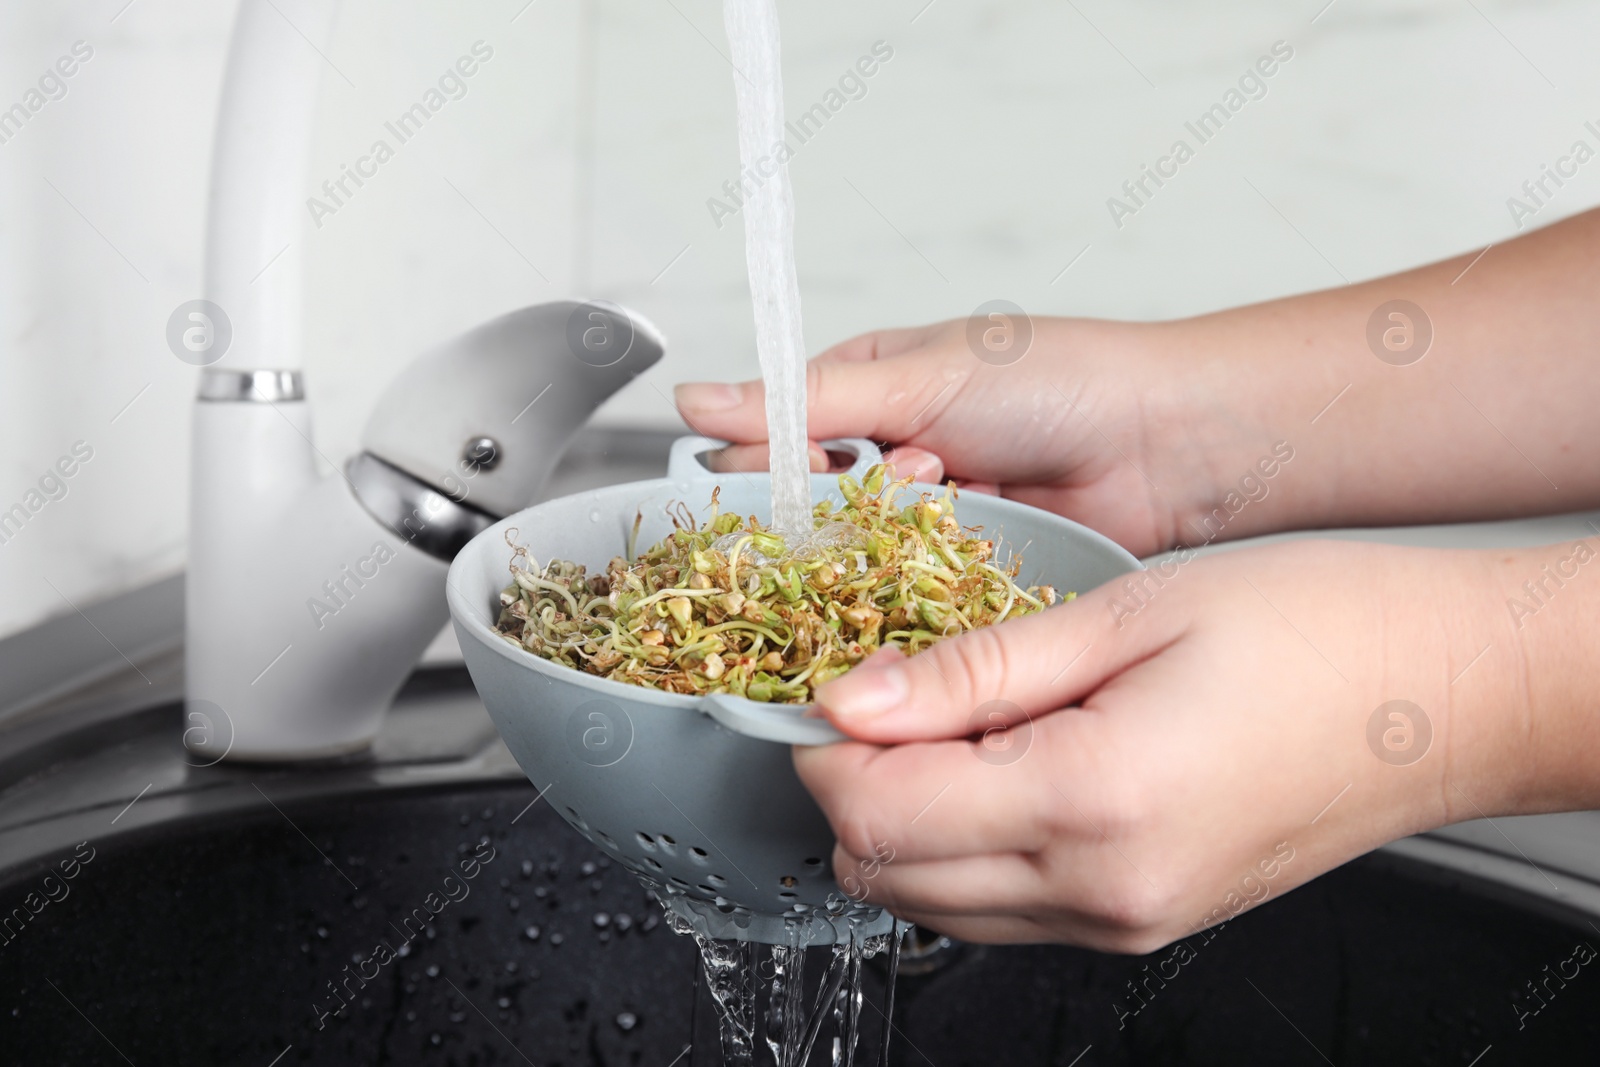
[644,857,663,871]
[688,846,709,865]
[697,883,717,894]
[635,832,656,850]
[779,892,797,900]
[780,875,797,887]
[706,874,727,887]
[803,857,824,872]
[670,877,690,889]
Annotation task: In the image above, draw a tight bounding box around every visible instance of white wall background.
[2,0,1599,641]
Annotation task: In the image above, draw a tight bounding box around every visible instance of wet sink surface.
[3,774,1598,1066]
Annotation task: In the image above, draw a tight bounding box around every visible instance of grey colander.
[448,436,1142,945]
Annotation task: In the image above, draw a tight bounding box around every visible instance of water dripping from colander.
[667,898,904,1067]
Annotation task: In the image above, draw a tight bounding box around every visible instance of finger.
[813,582,1180,744]
[895,907,1169,952]
[839,835,1161,922]
[813,324,942,365]
[799,705,1160,869]
[954,480,1000,496]
[709,441,829,474]
[882,446,944,483]
[888,911,1045,945]
[795,732,1066,862]
[841,852,1154,951]
[836,848,1049,916]
[673,349,969,446]
[851,646,905,672]
[836,839,1177,953]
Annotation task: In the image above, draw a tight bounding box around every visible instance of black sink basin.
[2,681,1598,1065]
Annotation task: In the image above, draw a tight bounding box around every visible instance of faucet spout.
[204,0,338,372]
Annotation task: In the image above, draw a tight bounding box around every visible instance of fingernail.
[675,382,744,412]
[884,447,938,482]
[822,665,908,723]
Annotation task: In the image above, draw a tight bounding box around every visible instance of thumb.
[812,584,1160,744]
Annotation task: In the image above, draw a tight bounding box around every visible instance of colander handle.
[666,436,884,482]
[702,693,849,746]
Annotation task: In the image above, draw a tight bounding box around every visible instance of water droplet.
[459,814,471,826]
[549,932,564,946]
[614,913,633,932]
[315,927,328,939]
[508,897,520,911]
[616,1011,638,1032]
[425,964,439,978]
[505,961,518,973]
[593,912,611,929]
[523,925,541,942]
[521,860,534,878]
[498,997,512,1009]
[580,861,597,877]
[589,508,602,523]
[430,1033,441,1046]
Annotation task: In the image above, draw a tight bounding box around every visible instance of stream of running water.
[722,0,812,537]
[664,5,904,1062]
[666,904,902,1066]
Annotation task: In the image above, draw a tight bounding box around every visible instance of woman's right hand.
[674,316,1278,558]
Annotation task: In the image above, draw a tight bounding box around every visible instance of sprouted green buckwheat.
[494,464,1069,704]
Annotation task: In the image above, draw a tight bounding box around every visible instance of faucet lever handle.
[361,300,665,517]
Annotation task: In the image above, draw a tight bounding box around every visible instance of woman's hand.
[679,208,1600,551]
[674,318,1279,559]
[793,539,1572,951]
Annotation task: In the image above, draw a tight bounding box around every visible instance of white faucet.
[185,0,661,761]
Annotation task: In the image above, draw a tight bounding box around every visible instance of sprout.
[494,464,1073,704]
